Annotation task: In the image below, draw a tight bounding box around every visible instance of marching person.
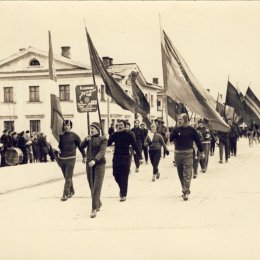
[217,130,230,163]
[227,119,239,157]
[144,123,169,182]
[108,119,141,202]
[58,120,86,201]
[140,122,149,164]
[81,122,107,218]
[170,114,204,201]
[131,119,144,172]
[197,119,211,173]
[17,131,28,164]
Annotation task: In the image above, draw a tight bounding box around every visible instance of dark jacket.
[81,135,107,164]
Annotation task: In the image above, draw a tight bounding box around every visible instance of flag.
[161,29,229,132]
[50,94,64,142]
[85,28,150,118]
[225,81,243,118]
[130,71,150,116]
[167,96,188,120]
[243,87,260,126]
[48,31,57,82]
[216,93,225,117]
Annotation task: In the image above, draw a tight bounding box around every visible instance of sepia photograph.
[0,1,260,259]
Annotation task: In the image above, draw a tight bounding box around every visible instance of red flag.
[161,29,229,132]
[50,94,64,142]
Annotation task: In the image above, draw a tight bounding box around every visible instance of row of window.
[2,85,155,107]
[3,120,40,133]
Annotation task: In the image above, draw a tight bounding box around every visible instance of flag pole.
[84,22,103,135]
[224,75,230,122]
[159,15,170,142]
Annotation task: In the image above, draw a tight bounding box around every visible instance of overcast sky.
[1,1,260,100]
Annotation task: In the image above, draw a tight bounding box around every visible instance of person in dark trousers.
[210,130,217,156]
[58,120,86,201]
[144,124,169,182]
[131,119,144,172]
[108,119,141,202]
[217,130,230,163]
[0,129,10,167]
[38,133,49,162]
[170,114,204,201]
[31,133,40,162]
[81,122,107,218]
[197,119,211,173]
[227,119,239,157]
[140,122,148,164]
[17,131,28,164]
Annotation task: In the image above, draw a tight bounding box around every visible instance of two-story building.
[0,46,161,140]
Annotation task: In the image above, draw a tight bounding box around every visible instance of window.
[29,59,40,66]
[157,100,162,111]
[30,120,41,133]
[59,85,70,101]
[29,86,40,102]
[151,95,154,107]
[100,85,106,101]
[4,121,14,132]
[3,87,13,102]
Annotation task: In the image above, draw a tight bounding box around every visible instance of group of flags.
[50,25,260,139]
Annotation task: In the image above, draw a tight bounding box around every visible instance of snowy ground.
[0,138,260,260]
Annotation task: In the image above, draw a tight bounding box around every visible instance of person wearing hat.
[10,132,18,147]
[58,120,86,201]
[108,119,141,202]
[170,113,204,201]
[81,122,107,218]
[196,118,211,173]
[17,131,28,164]
[0,129,10,167]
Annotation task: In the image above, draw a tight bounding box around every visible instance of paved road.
[0,138,259,260]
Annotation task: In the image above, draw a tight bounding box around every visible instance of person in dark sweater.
[0,129,10,167]
[108,119,141,202]
[59,120,86,201]
[170,114,204,201]
[81,122,107,218]
[227,119,239,157]
[140,122,148,164]
[217,130,230,163]
[131,119,144,172]
[144,124,169,182]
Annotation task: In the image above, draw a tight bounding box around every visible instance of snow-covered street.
[0,138,259,260]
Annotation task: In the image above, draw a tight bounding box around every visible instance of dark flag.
[243,87,260,125]
[161,29,229,132]
[50,94,64,142]
[167,96,188,120]
[225,81,243,119]
[85,28,150,118]
[130,71,150,116]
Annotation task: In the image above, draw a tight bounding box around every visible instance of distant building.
[0,47,160,139]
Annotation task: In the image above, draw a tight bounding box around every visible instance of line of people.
[0,129,55,167]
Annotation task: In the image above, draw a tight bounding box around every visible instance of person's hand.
[82,158,86,164]
[85,136,91,141]
[88,160,96,167]
[165,150,170,156]
[200,152,205,159]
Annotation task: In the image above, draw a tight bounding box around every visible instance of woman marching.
[144,124,169,182]
[81,122,107,218]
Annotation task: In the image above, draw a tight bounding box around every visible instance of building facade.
[0,47,161,140]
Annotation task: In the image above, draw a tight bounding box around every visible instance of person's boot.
[90,209,97,218]
[152,175,156,182]
[156,172,160,179]
[61,194,68,201]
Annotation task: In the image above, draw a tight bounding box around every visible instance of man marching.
[108,119,141,202]
[170,114,204,201]
[58,120,86,201]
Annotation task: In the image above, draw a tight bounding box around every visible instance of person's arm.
[130,132,141,158]
[193,129,203,153]
[158,134,169,155]
[107,132,115,146]
[170,128,177,142]
[75,134,86,158]
[144,135,151,146]
[94,136,108,162]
